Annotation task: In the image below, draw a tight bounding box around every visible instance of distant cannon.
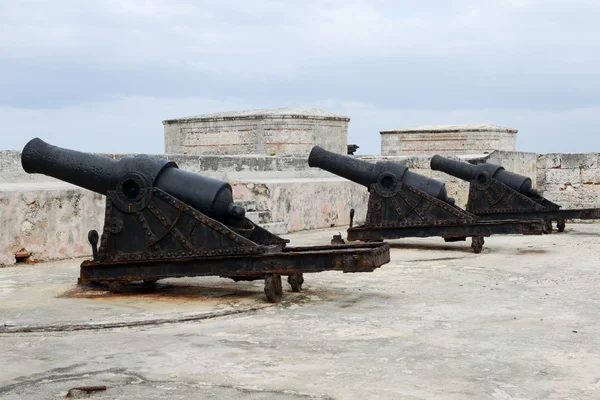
[309,146,544,253]
[309,146,453,204]
[431,155,535,195]
[21,139,390,302]
[431,155,600,233]
[347,144,360,155]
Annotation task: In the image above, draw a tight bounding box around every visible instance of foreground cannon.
[431,155,600,233]
[22,139,390,302]
[309,147,544,253]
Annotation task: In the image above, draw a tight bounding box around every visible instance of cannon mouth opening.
[228,204,246,220]
[122,179,141,200]
[476,172,489,184]
[381,175,395,189]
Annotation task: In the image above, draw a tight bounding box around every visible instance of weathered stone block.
[0,183,105,266]
[231,182,272,215]
[268,179,369,232]
[542,184,600,205]
[559,153,599,170]
[544,169,582,185]
[581,169,600,184]
[232,178,369,233]
[165,154,202,172]
[536,153,562,170]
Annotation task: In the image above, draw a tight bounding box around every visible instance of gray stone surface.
[0,182,105,266]
[163,107,349,156]
[163,106,350,123]
[1,226,600,399]
[537,153,600,210]
[232,178,370,233]
[381,124,517,156]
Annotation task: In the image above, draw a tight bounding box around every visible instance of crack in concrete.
[167,380,335,399]
[0,364,94,395]
[1,367,333,399]
[0,305,272,334]
[410,256,466,262]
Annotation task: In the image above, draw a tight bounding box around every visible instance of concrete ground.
[1,225,599,399]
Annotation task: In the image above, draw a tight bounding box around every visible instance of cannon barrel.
[22,138,119,194]
[308,146,452,203]
[430,155,534,195]
[21,138,245,223]
[308,146,376,187]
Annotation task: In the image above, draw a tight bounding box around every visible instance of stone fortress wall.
[2,149,599,266]
[2,109,599,266]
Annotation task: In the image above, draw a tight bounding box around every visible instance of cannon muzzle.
[308,145,378,187]
[21,138,245,224]
[309,146,453,204]
[22,137,119,195]
[431,155,534,195]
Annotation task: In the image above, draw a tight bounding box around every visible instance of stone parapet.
[0,182,105,266]
[537,153,600,209]
[232,178,370,233]
[0,150,332,183]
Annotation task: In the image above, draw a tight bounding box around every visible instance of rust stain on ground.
[518,249,548,255]
[61,281,260,306]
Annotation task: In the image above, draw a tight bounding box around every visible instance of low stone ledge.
[0,183,104,266]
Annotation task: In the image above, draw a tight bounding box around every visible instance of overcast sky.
[1,0,599,155]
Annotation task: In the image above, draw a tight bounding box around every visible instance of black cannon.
[431,155,600,233]
[22,139,390,302]
[347,144,360,155]
[309,146,452,203]
[309,146,544,253]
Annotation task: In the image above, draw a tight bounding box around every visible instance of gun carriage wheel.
[287,273,304,292]
[264,274,283,303]
[543,220,554,234]
[471,236,485,254]
[108,281,126,294]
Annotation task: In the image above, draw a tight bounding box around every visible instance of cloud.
[1,95,598,156]
[0,96,251,153]
[0,0,599,154]
[330,101,600,154]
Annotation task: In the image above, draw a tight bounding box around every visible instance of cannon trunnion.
[22,139,390,303]
[431,155,600,233]
[309,147,544,253]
